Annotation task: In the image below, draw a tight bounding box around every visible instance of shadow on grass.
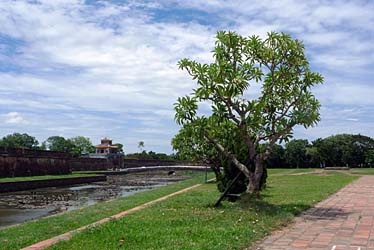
[206,181,351,223]
[239,194,310,216]
[212,193,351,222]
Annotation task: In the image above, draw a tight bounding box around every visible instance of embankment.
[0,175,106,193]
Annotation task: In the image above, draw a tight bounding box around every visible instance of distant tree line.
[266,134,373,168]
[0,133,175,160]
[3,132,371,166]
[173,133,374,168]
[0,133,97,157]
[125,151,172,160]
[0,133,40,150]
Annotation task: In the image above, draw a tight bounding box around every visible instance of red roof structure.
[95,137,118,154]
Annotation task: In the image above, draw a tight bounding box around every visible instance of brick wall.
[0,175,107,193]
[0,147,71,177]
[123,158,188,168]
[70,157,116,171]
[70,158,196,171]
[0,147,199,176]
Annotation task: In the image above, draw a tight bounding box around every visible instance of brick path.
[255,176,374,250]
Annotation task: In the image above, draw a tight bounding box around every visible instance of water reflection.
[0,171,190,228]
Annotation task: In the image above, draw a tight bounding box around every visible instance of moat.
[0,171,191,228]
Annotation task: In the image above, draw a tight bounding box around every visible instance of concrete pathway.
[255,176,374,250]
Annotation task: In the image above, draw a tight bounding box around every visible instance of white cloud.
[0,0,372,152]
[2,112,27,124]
[346,118,358,122]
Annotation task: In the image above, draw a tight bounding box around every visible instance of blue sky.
[0,0,373,153]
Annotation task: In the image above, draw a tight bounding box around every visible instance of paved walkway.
[255,176,374,250]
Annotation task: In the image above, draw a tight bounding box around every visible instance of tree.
[0,133,39,149]
[138,141,145,153]
[39,141,47,150]
[306,146,323,168]
[114,143,124,154]
[174,31,323,195]
[315,136,340,167]
[284,139,309,168]
[44,136,74,153]
[172,122,212,162]
[173,120,250,194]
[266,144,286,168]
[308,138,325,168]
[70,136,95,156]
[348,134,374,167]
[317,134,374,167]
[365,149,374,167]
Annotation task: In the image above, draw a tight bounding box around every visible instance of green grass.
[46,172,357,250]
[268,168,374,176]
[0,172,211,250]
[349,168,374,175]
[0,173,101,183]
[267,168,320,175]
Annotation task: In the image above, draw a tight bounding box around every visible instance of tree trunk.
[246,157,265,196]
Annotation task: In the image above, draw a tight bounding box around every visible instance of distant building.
[88,137,121,159]
[95,137,118,154]
[86,138,124,169]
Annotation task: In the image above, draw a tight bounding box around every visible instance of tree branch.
[203,131,251,178]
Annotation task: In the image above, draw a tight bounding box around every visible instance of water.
[0,172,190,228]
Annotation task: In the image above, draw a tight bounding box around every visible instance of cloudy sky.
[0,0,373,153]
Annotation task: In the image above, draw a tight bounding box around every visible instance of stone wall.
[0,147,199,176]
[70,158,195,171]
[123,158,191,168]
[0,147,71,177]
[70,157,116,171]
[0,175,107,193]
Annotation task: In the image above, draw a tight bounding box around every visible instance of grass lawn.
[0,173,102,183]
[43,171,357,250]
[268,168,374,176]
[267,168,320,175]
[349,168,374,175]
[0,172,211,250]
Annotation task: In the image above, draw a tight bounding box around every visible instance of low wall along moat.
[0,175,107,193]
[0,148,71,177]
[0,147,199,177]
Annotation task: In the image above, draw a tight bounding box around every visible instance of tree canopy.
[114,143,124,153]
[174,31,323,195]
[315,134,374,168]
[138,141,145,152]
[0,133,39,149]
[43,136,96,156]
[284,139,309,168]
[43,136,75,153]
[263,134,374,169]
[69,136,96,156]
